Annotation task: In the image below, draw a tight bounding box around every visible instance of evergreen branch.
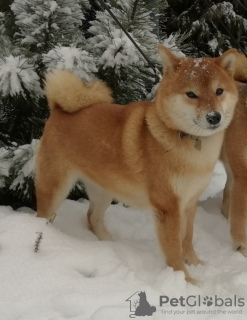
[34,232,43,253]
[207,1,247,56]
[235,0,247,13]
[96,0,161,80]
[0,132,17,148]
[128,0,140,32]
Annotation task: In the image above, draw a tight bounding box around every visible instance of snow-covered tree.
[0,0,189,209]
[0,0,92,208]
[164,0,247,57]
[43,45,97,80]
[88,0,168,103]
[11,0,90,53]
[0,0,92,146]
[0,140,38,208]
[189,1,247,56]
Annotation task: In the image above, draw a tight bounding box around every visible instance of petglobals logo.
[160,294,245,308]
[126,291,156,318]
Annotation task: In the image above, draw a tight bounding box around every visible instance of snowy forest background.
[0,0,247,209]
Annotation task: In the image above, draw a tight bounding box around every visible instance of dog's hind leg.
[84,180,113,241]
[229,176,247,256]
[36,154,75,222]
[222,161,232,219]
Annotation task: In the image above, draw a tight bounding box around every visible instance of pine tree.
[164,0,247,57]
[0,0,91,208]
[0,0,92,146]
[0,0,188,209]
[87,0,167,104]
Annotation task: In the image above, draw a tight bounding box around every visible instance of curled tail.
[45,69,113,112]
[234,52,247,82]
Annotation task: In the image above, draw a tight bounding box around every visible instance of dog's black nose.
[206,111,221,125]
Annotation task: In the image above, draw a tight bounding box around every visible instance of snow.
[88,5,160,71]
[11,0,85,49]
[50,1,58,13]
[208,39,219,54]
[162,34,186,58]
[194,58,203,68]
[0,12,5,34]
[0,55,43,98]
[43,46,97,81]
[0,140,38,196]
[89,28,147,69]
[59,7,72,15]
[0,162,247,319]
[9,140,38,193]
[0,149,11,188]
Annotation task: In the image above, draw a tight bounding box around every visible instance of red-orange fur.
[35,46,238,283]
[222,52,247,256]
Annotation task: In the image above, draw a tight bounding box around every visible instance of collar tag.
[192,136,202,151]
[179,132,202,151]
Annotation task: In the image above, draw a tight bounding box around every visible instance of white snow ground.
[0,162,247,320]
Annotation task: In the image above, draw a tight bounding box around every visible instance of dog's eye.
[186,92,198,99]
[216,88,224,95]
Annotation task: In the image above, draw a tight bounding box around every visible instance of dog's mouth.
[208,123,221,130]
[192,118,223,136]
[193,118,222,130]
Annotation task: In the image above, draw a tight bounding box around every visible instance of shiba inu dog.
[222,52,247,256]
[35,46,238,283]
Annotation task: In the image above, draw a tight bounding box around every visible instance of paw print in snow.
[203,296,213,307]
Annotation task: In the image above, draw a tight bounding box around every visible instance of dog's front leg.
[152,203,196,284]
[182,201,204,266]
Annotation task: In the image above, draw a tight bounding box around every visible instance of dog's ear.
[215,48,237,76]
[158,45,179,75]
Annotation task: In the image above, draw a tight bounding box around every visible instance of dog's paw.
[183,251,204,266]
[44,212,57,225]
[98,231,112,241]
[92,226,112,241]
[49,212,57,223]
[185,275,199,286]
[184,257,204,266]
[236,243,247,257]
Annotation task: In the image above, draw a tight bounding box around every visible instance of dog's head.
[156,46,238,137]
